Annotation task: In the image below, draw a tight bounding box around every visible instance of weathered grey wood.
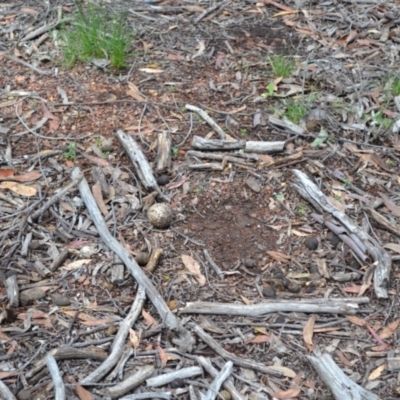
[268,115,305,135]
[203,361,233,400]
[106,365,155,399]
[187,150,256,165]
[185,104,226,139]
[81,287,146,384]
[307,348,379,400]
[189,163,224,171]
[71,167,194,352]
[46,355,66,400]
[146,366,203,387]
[0,379,17,400]
[156,131,172,174]
[6,274,19,307]
[191,136,245,151]
[181,298,365,316]
[293,169,391,298]
[244,140,285,153]
[116,130,168,201]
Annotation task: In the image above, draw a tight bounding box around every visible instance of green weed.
[283,99,308,124]
[297,203,307,217]
[59,3,132,68]
[268,54,295,78]
[240,128,248,137]
[63,143,77,160]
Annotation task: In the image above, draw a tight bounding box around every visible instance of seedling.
[343,178,351,188]
[297,203,307,217]
[268,54,295,78]
[283,99,308,124]
[171,147,179,157]
[386,158,395,166]
[240,128,248,137]
[63,143,77,160]
[168,85,176,92]
[391,76,400,96]
[59,3,132,68]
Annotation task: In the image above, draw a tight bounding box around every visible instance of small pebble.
[244,258,257,268]
[327,231,341,248]
[135,252,149,266]
[262,286,276,298]
[156,174,170,186]
[51,294,71,307]
[305,236,319,251]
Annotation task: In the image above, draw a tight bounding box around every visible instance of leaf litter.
[0,0,400,399]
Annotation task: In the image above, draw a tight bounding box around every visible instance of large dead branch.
[293,169,391,298]
[180,297,368,316]
[307,348,379,400]
[71,167,194,352]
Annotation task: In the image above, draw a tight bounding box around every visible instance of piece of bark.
[50,249,69,272]
[71,167,194,352]
[268,115,305,135]
[181,298,366,316]
[156,131,172,174]
[21,232,32,256]
[46,355,66,400]
[189,163,224,171]
[307,348,379,400]
[293,169,391,298]
[106,365,155,399]
[187,150,257,165]
[191,323,281,377]
[146,366,203,387]
[191,136,245,151]
[259,150,303,168]
[185,104,226,139]
[364,206,400,238]
[116,130,168,201]
[144,248,163,273]
[0,379,17,400]
[6,274,19,307]
[81,287,146,384]
[244,140,285,153]
[34,260,51,278]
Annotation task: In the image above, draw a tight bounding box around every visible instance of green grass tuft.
[268,54,295,78]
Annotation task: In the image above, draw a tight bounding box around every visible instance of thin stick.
[46,355,66,400]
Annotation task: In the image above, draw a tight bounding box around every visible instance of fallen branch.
[181,297,368,316]
[0,379,17,400]
[46,355,66,400]
[81,287,146,384]
[203,361,233,400]
[293,169,391,298]
[146,366,203,387]
[307,348,379,400]
[185,104,226,139]
[71,167,194,352]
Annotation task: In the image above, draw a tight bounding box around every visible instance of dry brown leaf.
[0,181,37,197]
[368,364,385,381]
[240,295,250,305]
[75,384,94,400]
[270,366,297,378]
[346,315,367,326]
[383,243,400,253]
[303,314,316,352]
[248,335,270,344]
[142,309,158,327]
[272,388,301,399]
[336,350,353,367]
[181,254,206,286]
[342,284,362,294]
[129,328,140,350]
[61,259,92,270]
[379,319,400,340]
[81,153,109,167]
[92,181,108,216]
[267,251,291,262]
[0,169,14,178]
[126,82,146,101]
[379,193,400,217]
[158,345,168,367]
[345,30,358,45]
[11,171,41,182]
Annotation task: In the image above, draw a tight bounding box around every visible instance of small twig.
[194,0,231,23]
[6,54,50,76]
[185,104,226,139]
[203,249,224,279]
[204,361,233,400]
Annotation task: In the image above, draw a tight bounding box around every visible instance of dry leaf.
[0,181,37,197]
[368,364,385,381]
[61,259,92,270]
[142,310,157,327]
[267,251,291,262]
[11,171,41,182]
[379,319,400,340]
[158,345,168,367]
[126,82,146,101]
[181,254,206,286]
[75,384,94,400]
[0,169,14,178]
[129,328,140,350]
[248,335,270,344]
[270,366,297,378]
[81,153,109,167]
[346,315,367,326]
[303,314,316,352]
[92,181,108,216]
[272,388,301,399]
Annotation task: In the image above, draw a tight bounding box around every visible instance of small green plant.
[371,110,391,128]
[297,203,307,217]
[63,143,77,160]
[171,147,179,157]
[194,186,202,194]
[328,135,336,144]
[268,54,295,78]
[391,76,400,96]
[240,128,248,137]
[343,178,351,188]
[334,194,341,201]
[60,3,131,68]
[283,99,308,124]
[168,85,176,92]
[386,158,395,166]
[275,193,285,201]
[94,137,110,158]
